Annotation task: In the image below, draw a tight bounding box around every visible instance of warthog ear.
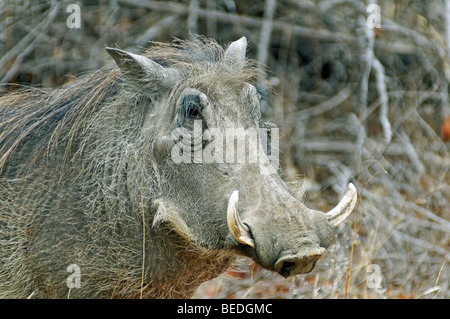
[106,47,177,94]
[223,37,247,65]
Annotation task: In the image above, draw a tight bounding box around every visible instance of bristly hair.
[145,36,225,67]
[0,36,269,173]
[0,67,120,173]
[144,36,267,88]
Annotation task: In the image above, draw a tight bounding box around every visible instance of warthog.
[0,36,356,298]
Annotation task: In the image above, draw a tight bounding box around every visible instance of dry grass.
[1,0,448,299]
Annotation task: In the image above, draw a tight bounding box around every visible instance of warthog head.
[106,37,357,278]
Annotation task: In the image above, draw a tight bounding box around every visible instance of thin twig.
[345,162,367,298]
[140,158,146,299]
[372,57,392,143]
[257,0,276,67]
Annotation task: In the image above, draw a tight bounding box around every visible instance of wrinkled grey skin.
[0,37,354,298]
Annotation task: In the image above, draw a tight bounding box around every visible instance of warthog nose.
[279,261,296,277]
[274,248,325,277]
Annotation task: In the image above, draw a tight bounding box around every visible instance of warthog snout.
[227,183,357,278]
[274,248,325,277]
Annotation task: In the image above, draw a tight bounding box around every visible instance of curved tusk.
[227,190,255,247]
[326,183,357,227]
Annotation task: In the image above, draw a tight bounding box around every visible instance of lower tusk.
[227,190,255,247]
[326,183,357,227]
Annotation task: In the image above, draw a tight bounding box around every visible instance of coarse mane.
[0,36,265,173]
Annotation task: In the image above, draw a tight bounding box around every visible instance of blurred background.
[1,0,448,298]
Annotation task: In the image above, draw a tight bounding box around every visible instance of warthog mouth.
[226,183,357,277]
[227,184,357,244]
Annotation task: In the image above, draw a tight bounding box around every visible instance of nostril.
[275,249,324,277]
[280,261,296,277]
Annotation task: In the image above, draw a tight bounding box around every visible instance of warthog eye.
[181,94,202,120]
